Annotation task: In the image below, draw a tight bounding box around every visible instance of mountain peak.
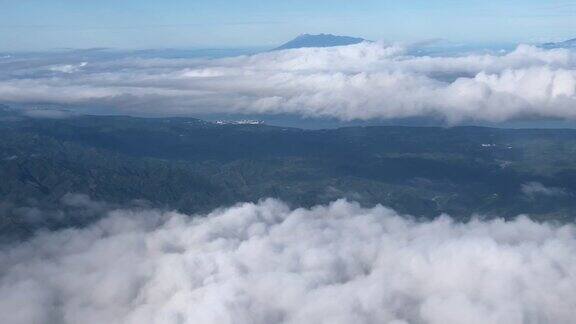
[273,34,367,51]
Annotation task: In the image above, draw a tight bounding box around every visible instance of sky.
[1,0,576,51]
[3,3,576,322]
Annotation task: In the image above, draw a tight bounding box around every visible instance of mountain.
[0,104,21,120]
[542,38,576,49]
[3,107,576,240]
[273,33,367,50]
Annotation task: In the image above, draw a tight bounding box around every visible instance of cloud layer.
[1,198,576,324]
[1,43,576,122]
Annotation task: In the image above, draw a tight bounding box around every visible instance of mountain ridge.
[542,38,576,49]
[273,33,367,51]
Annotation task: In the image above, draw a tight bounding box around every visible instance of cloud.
[521,182,566,197]
[1,198,576,324]
[0,43,576,122]
[48,62,88,74]
[0,194,151,242]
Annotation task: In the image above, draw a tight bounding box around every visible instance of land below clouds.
[2,106,576,241]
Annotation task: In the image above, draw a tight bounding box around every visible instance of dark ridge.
[273,33,367,51]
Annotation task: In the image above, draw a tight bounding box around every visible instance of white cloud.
[521,182,566,197]
[1,198,576,324]
[48,62,88,74]
[0,43,576,122]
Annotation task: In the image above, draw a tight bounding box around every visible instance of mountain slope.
[2,109,576,239]
[273,34,367,50]
[542,38,576,49]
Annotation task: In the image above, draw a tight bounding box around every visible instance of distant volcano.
[273,33,367,50]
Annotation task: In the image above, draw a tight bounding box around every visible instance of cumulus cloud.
[1,198,576,324]
[0,43,576,122]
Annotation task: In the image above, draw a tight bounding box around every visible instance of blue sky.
[1,0,576,51]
